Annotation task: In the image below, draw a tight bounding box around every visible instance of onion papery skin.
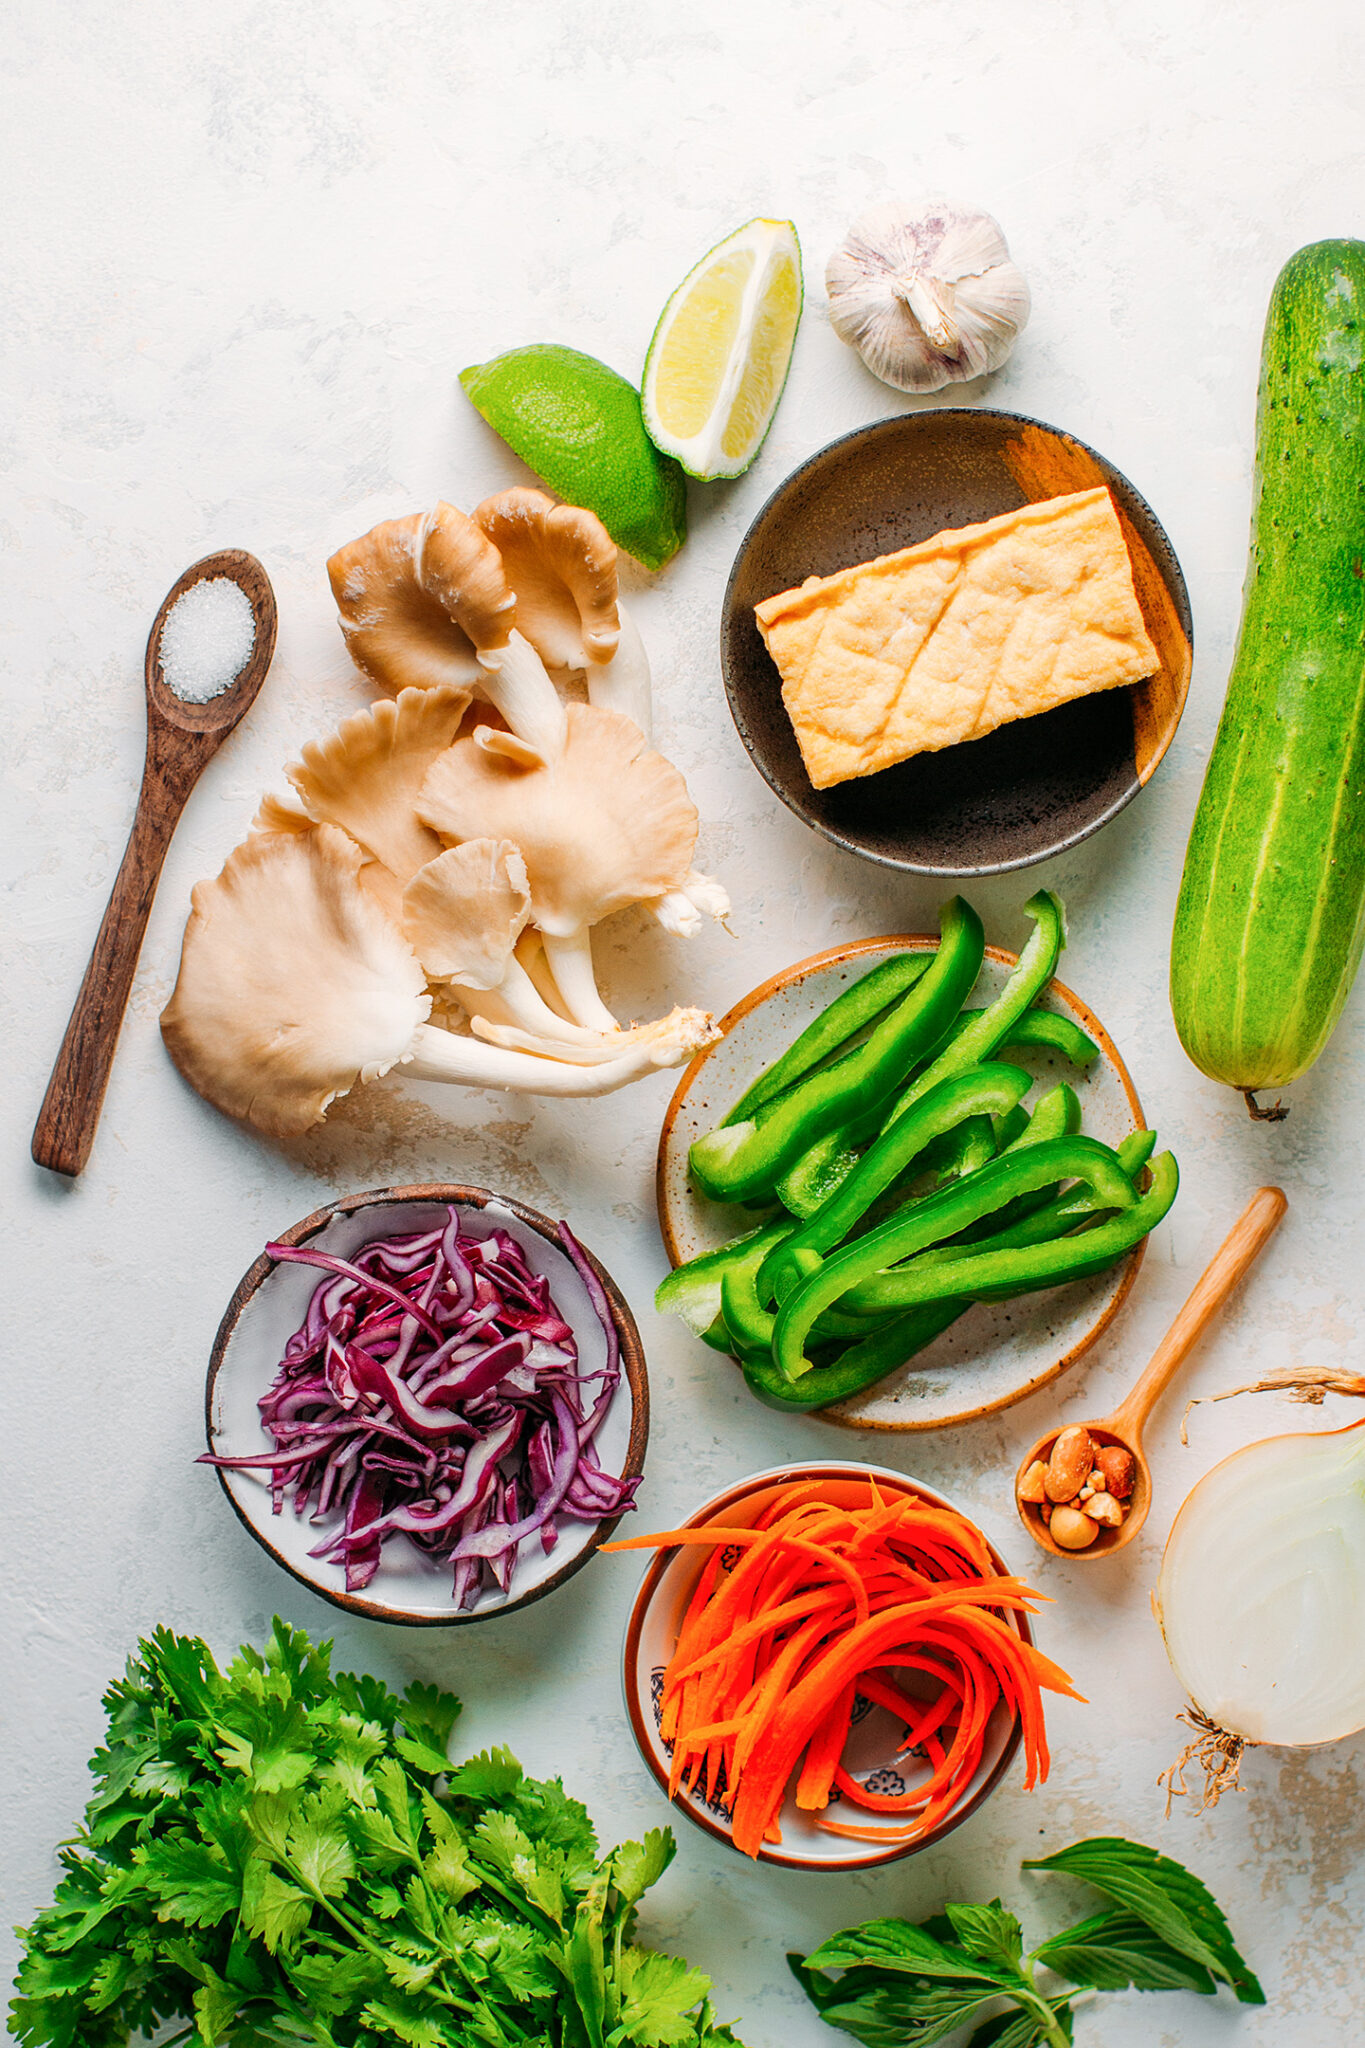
[1155,1419,1365,1748]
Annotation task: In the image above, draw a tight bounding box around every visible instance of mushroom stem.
[540,930,621,1033]
[584,603,653,742]
[402,1021,698,1096]
[450,955,614,1051]
[648,868,732,935]
[474,630,567,761]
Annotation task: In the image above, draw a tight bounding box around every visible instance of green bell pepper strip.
[770,894,1069,1216]
[775,1129,865,1217]
[722,1244,821,1353]
[930,1004,1099,1071]
[882,891,1066,1132]
[759,1063,1033,1300]
[720,953,932,1128]
[747,1137,1172,1409]
[654,1219,792,1336]
[990,1105,1031,1153]
[688,897,985,1206]
[773,1133,1138,1379]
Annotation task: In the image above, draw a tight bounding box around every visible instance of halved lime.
[459,343,686,571]
[642,219,803,481]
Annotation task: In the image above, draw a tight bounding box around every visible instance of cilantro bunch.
[11,1620,744,2048]
[791,1837,1264,2047]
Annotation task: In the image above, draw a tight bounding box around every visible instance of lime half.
[642,219,803,481]
[459,344,686,571]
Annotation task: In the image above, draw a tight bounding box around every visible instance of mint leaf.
[1031,1909,1215,1995]
[945,1902,1024,1975]
[1023,1837,1263,2004]
[802,1918,1015,1987]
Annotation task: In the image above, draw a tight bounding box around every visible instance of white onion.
[1155,1419,1365,1750]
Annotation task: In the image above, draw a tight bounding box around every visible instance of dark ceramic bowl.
[205,1184,648,1626]
[721,409,1192,876]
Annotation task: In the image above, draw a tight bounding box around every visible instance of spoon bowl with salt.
[32,550,277,1177]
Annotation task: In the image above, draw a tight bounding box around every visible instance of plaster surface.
[3,5,1364,2042]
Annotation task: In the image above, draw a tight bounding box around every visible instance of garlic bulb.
[826,198,1029,393]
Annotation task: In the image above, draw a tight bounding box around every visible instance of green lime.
[459,344,687,571]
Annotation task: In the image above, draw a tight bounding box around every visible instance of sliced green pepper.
[721,953,932,1127]
[882,890,1065,1131]
[654,1219,792,1336]
[775,1129,865,1217]
[688,897,985,1206]
[749,1140,1174,1408]
[929,1003,1099,1070]
[759,1062,1032,1299]
[774,1133,1138,1379]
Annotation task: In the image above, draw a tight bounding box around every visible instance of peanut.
[1081,1491,1123,1528]
[1049,1504,1099,1550]
[1017,1460,1049,1504]
[1094,1444,1136,1500]
[1044,1425,1094,1502]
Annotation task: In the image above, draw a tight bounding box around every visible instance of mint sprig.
[792,1833,1262,2048]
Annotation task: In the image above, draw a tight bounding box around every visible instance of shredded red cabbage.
[204,1211,639,1607]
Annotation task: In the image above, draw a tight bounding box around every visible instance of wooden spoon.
[31,551,278,1177]
[1014,1185,1287,1560]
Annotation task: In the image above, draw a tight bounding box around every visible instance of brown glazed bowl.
[721,408,1192,875]
[621,1461,1029,1870]
[205,1184,648,1626]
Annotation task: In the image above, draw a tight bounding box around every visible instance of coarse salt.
[159,577,256,703]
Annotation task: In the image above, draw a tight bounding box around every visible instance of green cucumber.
[1171,241,1365,1112]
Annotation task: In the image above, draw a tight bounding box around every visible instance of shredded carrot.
[617,1474,1082,1858]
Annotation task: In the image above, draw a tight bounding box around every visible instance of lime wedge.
[459,344,686,571]
[642,219,803,480]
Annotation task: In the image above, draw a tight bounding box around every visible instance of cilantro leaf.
[139,1836,242,1928]
[1030,1909,1216,1995]
[611,1832,675,1910]
[240,1864,312,1953]
[1023,1837,1264,2004]
[401,1679,462,1755]
[611,1948,712,2048]
[446,1745,524,1804]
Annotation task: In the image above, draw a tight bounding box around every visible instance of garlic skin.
[826,198,1030,394]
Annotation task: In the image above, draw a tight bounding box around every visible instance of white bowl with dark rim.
[657,938,1149,1431]
[205,1184,648,1625]
[622,1462,1029,1871]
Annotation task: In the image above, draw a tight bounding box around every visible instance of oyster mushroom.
[285,681,471,891]
[404,836,714,1065]
[160,826,711,1137]
[328,503,566,760]
[417,703,698,1032]
[474,485,654,742]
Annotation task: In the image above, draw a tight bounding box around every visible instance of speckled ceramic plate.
[206,1184,648,1625]
[721,409,1192,876]
[621,1462,1028,1870]
[656,940,1146,1431]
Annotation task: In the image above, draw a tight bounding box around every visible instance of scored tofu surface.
[754,487,1159,790]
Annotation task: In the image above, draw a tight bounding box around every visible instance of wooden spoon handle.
[31,765,191,1176]
[1108,1185,1287,1440]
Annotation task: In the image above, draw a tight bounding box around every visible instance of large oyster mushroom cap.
[416,702,698,938]
[286,680,472,886]
[160,825,430,1138]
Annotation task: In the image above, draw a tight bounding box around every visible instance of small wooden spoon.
[1015,1185,1287,1560]
[31,551,277,1177]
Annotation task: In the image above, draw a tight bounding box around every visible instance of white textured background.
[4,4,1364,2042]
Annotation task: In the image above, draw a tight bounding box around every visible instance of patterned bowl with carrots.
[617,1461,1076,1871]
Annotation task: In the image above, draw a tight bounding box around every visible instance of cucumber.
[1170,240,1365,1112]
